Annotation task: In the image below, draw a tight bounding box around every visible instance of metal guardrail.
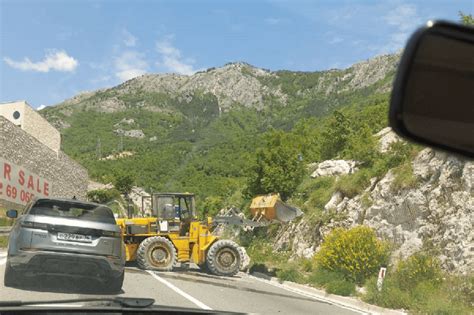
[0,226,12,235]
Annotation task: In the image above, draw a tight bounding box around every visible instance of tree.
[86,189,120,204]
[459,12,474,26]
[113,173,134,195]
[343,123,379,166]
[319,110,352,160]
[245,130,305,201]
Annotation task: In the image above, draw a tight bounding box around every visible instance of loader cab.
[151,193,196,235]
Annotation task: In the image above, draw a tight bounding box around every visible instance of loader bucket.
[250,194,303,223]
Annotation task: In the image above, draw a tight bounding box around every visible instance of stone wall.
[0,116,87,210]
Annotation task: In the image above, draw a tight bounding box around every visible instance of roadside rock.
[310,160,358,178]
[239,247,251,271]
[115,129,145,139]
[128,186,151,216]
[87,181,114,192]
[375,127,401,153]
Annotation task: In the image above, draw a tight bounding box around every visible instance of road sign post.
[377,267,387,291]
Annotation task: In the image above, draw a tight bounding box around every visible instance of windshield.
[29,199,116,224]
[0,1,472,314]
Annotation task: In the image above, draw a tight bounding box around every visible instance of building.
[0,101,88,211]
[0,100,61,152]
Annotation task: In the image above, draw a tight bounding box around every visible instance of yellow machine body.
[116,217,217,265]
[249,193,303,223]
[115,192,300,273]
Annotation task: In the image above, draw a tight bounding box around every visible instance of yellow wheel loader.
[115,192,302,276]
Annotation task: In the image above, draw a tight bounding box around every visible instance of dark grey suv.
[4,198,125,292]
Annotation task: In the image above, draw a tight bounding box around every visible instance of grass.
[391,162,418,191]
[325,279,356,296]
[0,217,13,227]
[362,263,473,314]
[245,235,472,313]
[334,170,372,198]
[0,236,8,248]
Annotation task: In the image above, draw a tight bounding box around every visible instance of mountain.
[44,53,398,120]
[39,53,399,204]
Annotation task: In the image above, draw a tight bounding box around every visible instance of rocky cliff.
[274,129,473,275]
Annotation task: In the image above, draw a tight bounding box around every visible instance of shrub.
[335,170,372,198]
[315,226,390,284]
[276,266,304,284]
[246,239,290,270]
[86,188,120,204]
[363,276,412,310]
[395,252,442,291]
[308,267,345,287]
[325,279,356,296]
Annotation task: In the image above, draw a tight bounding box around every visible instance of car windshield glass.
[0,1,472,313]
[30,200,115,224]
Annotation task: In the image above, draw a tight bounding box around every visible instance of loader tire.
[137,236,177,271]
[206,240,242,277]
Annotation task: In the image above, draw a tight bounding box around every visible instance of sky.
[0,0,472,108]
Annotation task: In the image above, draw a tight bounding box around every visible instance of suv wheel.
[103,271,124,294]
[4,261,22,287]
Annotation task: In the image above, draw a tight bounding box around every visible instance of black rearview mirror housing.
[390,20,474,158]
[6,209,18,219]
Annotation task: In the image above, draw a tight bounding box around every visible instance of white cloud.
[329,36,343,44]
[4,50,78,72]
[155,38,197,75]
[380,3,420,53]
[123,29,137,47]
[265,17,281,25]
[114,51,148,81]
[36,104,47,110]
[384,4,418,32]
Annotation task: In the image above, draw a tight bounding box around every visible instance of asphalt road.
[0,250,362,314]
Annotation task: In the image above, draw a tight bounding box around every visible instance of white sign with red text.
[0,158,51,205]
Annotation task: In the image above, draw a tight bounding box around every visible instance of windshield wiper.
[0,297,155,308]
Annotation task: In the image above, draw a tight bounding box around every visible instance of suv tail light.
[21,221,49,230]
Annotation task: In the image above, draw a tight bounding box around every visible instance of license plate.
[57,232,92,243]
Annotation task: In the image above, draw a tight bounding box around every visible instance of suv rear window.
[29,199,116,224]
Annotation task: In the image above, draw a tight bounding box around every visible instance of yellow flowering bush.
[315,226,389,284]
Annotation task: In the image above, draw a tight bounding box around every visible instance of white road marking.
[0,258,6,265]
[249,275,368,315]
[147,271,212,310]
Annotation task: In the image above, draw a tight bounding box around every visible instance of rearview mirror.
[6,209,18,218]
[390,20,474,158]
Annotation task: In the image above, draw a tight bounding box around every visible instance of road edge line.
[147,271,212,310]
[249,274,406,315]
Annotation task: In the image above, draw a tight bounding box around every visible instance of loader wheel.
[137,236,177,271]
[206,240,242,277]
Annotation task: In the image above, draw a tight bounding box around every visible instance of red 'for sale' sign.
[0,158,51,205]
